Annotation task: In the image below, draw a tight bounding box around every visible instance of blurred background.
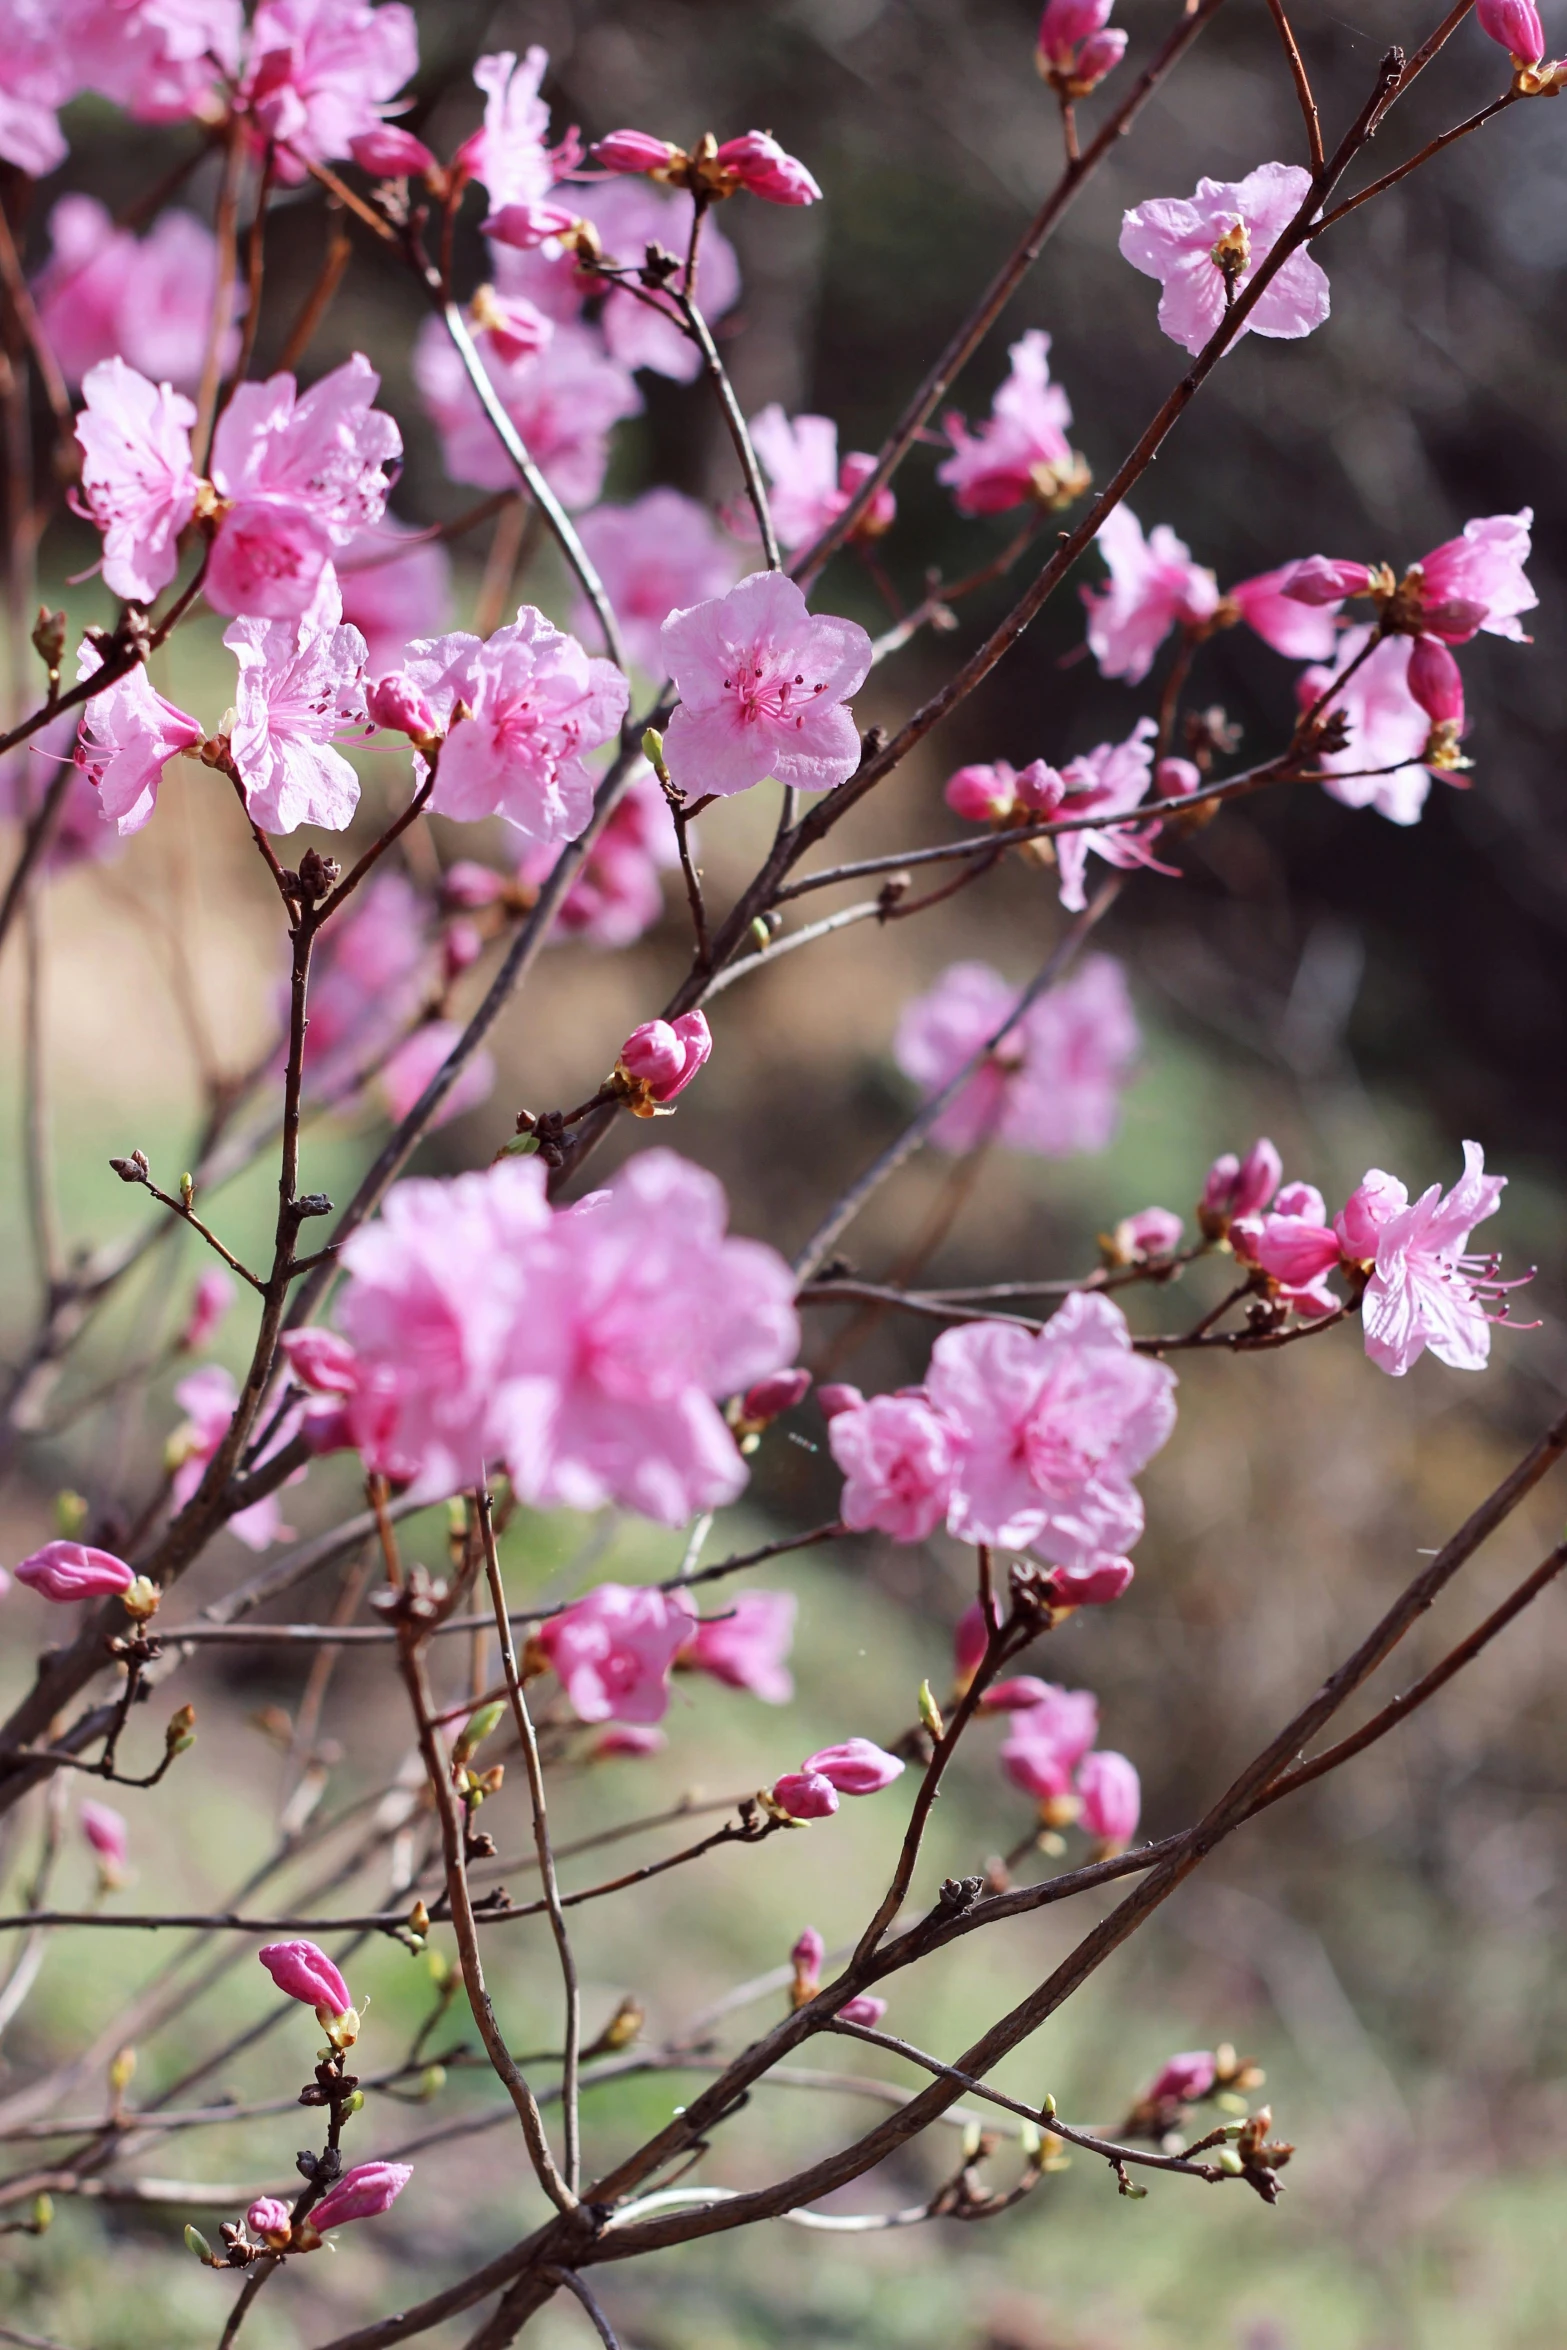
[2,3,1567,2347]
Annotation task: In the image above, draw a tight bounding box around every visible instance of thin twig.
[1264,0,1325,168]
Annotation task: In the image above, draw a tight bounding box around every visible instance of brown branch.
[1264,0,1324,169]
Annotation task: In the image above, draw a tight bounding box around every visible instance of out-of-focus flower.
[169,1366,294,1549]
[300,871,429,1102]
[224,578,368,835]
[837,1994,888,2027]
[75,358,199,604]
[893,954,1139,1157]
[0,712,121,874]
[413,317,641,506]
[740,1368,813,1425]
[1297,626,1437,826]
[1036,0,1127,94]
[305,2161,411,2231]
[573,491,739,672]
[80,1799,129,1883]
[73,645,203,836]
[816,1382,864,1421]
[180,1269,236,1353]
[533,1584,694,1724]
[748,407,895,550]
[35,196,239,389]
[257,1938,352,2012]
[375,1021,496,1130]
[515,765,681,949]
[581,182,741,383]
[1120,162,1330,355]
[79,0,243,124]
[349,123,435,177]
[1082,506,1220,685]
[1111,1206,1184,1263]
[1001,1683,1099,1800]
[246,2197,293,2243]
[0,2,76,175]
[617,1011,711,1107]
[660,571,872,799]
[828,1392,961,1542]
[463,48,556,218]
[240,0,418,180]
[12,1541,133,1602]
[791,1925,825,2002]
[680,1590,796,1703]
[593,1724,665,1758]
[1076,1748,1141,1848]
[937,331,1085,516]
[337,518,452,673]
[1200,1139,1281,1236]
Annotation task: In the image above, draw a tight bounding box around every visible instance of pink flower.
[681,1590,796,1704]
[583,183,741,383]
[1112,1205,1184,1263]
[1333,1167,1412,1261]
[280,1328,360,1394]
[618,1011,712,1103]
[593,130,678,175]
[1082,506,1219,685]
[893,954,1140,1157]
[1146,2050,1217,2105]
[1120,161,1330,356]
[1251,1185,1341,1295]
[1357,1141,1512,1377]
[713,131,821,205]
[80,1,242,123]
[1201,1138,1281,1229]
[1038,0,1128,91]
[1298,626,1436,826]
[773,1770,839,1819]
[573,491,739,671]
[35,197,239,391]
[1477,0,1546,62]
[465,48,556,215]
[0,2,74,175]
[515,765,680,948]
[306,2160,411,2231]
[206,354,402,620]
[534,1583,694,1724]
[366,671,439,740]
[1412,510,1535,643]
[937,331,1078,517]
[1281,555,1374,606]
[741,1368,812,1423]
[829,1392,961,1542]
[927,1293,1177,1564]
[350,124,436,178]
[12,1541,134,1603]
[1076,1749,1140,1847]
[1407,635,1465,729]
[493,1150,800,1524]
[803,1738,905,1793]
[246,2197,293,2241]
[80,1799,129,1876]
[661,571,872,799]
[1225,565,1339,661]
[75,358,199,604]
[1002,1688,1099,1802]
[817,1382,864,1422]
[413,318,642,505]
[180,1268,236,1353]
[224,578,368,835]
[337,518,453,673]
[400,607,628,845]
[257,1938,352,2013]
[1055,719,1174,910]
[0,713,121,875]
[748,407,894,550]
[170,1366,293,1549]
[241,0,418,179]
[73,644,203,836]
[982,1675,1057,1712]
[836,1994,888,2027]
[1048,1555,1135,1605]
[375,1022,496,1130]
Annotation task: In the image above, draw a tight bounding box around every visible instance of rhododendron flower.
[937,331,1082,516]
[804,1739,905,1793]
[1112,1206,1184,1262]
[338,519,453,672]
[246,2197,292,2242]
[982,1675,1056,1713]
[1055,719,1174,910]
[306,2161,411,2231]
[464,48,557,217]
[170,1367,293,1549]
[1298,626,1436,826]
[680,1591,796,1704]
[1077,1749,1140,1847]
[400,607,628,843]
[80,1799,128,1878]
[1281,555,1374,606]
[1120,162,1330,356]
[927,1294,1177,1565]
[772,1769,839,1819]
[582,182,741,383]
[573,491,739,672]
[0,2,75,175]
[1082,506,1219,685]
[350,124,436,178]
[534,1584,694,1724]
[741,1367,813,1424]
[748,407,895,550]
[1224,565,1340,661]
[75,359,199,604]
[258,1938,352,2013]
[180,1268,236,1354]
[224,581,369,835]
[73,647,203,836]
[80,0,243,124]
[35,197,239,390]
[893,954,1139,1156]
[1000,1686,1100,1791]
[376,1022,496,1130]
[1050,1555,1136,1605]
[280,1328,360,1396]
[829,1392,960,1542]
[1251,1185,1342,1316]
[837,1994,888,2027]
[1477,0,1547,59]
[944,760,1063,824]
[241,0,419,180]
[713,130,821,205]
[1411,510,1535,643]
[12,1541,134,1602]
[1146,2050,1217,2105]
[660,571,872,798]
[515,766,680,948]
[1354,1141,1513,1377]
[414,318,641,505]
[1201,1138,1282,1232]
[617,1011,711,1105]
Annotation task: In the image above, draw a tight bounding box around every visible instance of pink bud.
[1407,635,1465,728]
[13,1542,134,1603]
[803,1738,905,1796]
[442,860,507,910]
[944,763,1018,823]
[481,199,583,249]
[1254,1215,1341,1287]
[279,1329,359,1396]
[817,1382,864,1420]
[443,919,483,979]
[1114,1205,1183,1260]
[1002,1740,1073,1802]
[258,1939,352,2016]
[307,2161,411,2231]
[1046,1555,1134,1607]
[791,1925,825,1978]
[80,1799,128,1873]
[619,1009,712,1103]
[1155,756,1201,799]
[366,672,439,739]
[1037,0,1113,59]
[1477,0,1546,59]
[301,1403,353,1455]
[1333,1168,1406,1260]
[836,451,897,536]
[742,1367,812,1424]
[953,1600,990,1682]
[1076,1749,1140,1847]
[837,1994,887,2027]
[593,1724,666,1759]
[1279,555,1373,606]
[714,131,822,204]
[594,129,679,175]
[475,290,554,365]
[1072,25,1128,86]
[772,1769,839,1819]
[1200,1151,1241,1214]
[349,127,438,179]
[1015,758,1066,816]
[982,1676,1057,1712]
[180,1267,236,1353]
[1146,2049,1217,2105]
[247,2197,292,2239]
[1273,1181,1325,1220]
[1233,1137,1283,1218]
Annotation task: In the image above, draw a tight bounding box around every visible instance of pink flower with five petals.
[75,358,200,604]
[1082,506,1219,685]
[1355,1141,1514,1377]
[1119,161,1330,357]
[534,1583,695,1724]
[224,575,368,834]
[893,955,1140,1156]
[659,571,872,798]
[937,330,1078,517]
[73,643,202,836]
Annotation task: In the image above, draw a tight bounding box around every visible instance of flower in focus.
[75,358,199,604]
[828,1392,961,1542]
[515,766,681,949]
[246,2197,293,2245]
[771,1768,839,1819]
[169,1366,295,1549]
[773,1738,904,1818]
[413,318,642,506]
[337,518,453,673]
[375,1021,496,1130]
[73,645,203,837]
[617,1011,712,1109]
[1036,0,1127,94]
[1350,1141,1515,1377]
[1407,510,1536,644]
[240,0,419,180]
[180,1268,236,1353]
[1054,719,1176,911]
[943,759,1063,825]
[660,571,873,798]
[1119,162,1330,355]
[257,1938,352,2013]
[533,1584,694,1724]
[80,0,243,122]
[1297,626,1439,825]
[304,2161,411,2232]
[937,331,1086,516]
[12,1541,134,1602]
[680,1590,796,1703]
[224,578,369,835]
[893,954,1139,1156]
[35,196,240,390]
[1082,506,1220,685]
[748,407,895,550]
[593,127,821,205]
[1076,1747,1141,1848]
[80,1799,129,1885]
[573,491,740,672]
[1477,0,1546,64]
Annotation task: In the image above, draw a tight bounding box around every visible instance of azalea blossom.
[337,518,453,672]
[680,1590,796,1703]
[35,196,239,390]
[413,317,641,506]
[1349,1141,1514,1377]
[375,1021,496,1130]
[0,1,76,175]
[515,765,681,948]
[892,954,1140,1156]
[1054,719,1170,910]
[1409,510,1536,643]
[1082,506,1220,684]
[1477,0,1546,60]
[75,358,199,604]
[660,571,873,798]
[1224,564,1340,661]
[1036,0,1127,94]
[399,607,628,843]
[258,1937,352,2013]
[1199,1137,1282,1236]
[573,491,740,672]
[1297,626,1436,826]
[169,1366,294,1549]
[1076,1748,1141,1847]
[306,2161,411,2231]
[581,181,741,383]
[748,407,895,550]
[828,1391,961,1541]
[12,1541,134,1602]
[81,0,242,123]
[224,578,369,835]
[593,127,821,206]
[1120,161,1330,356]
[618,1011,712,1105]
[1000,1684,1100,1800]
[534,1583,694,1724]
[180,1268,236,1353]
[937,331,1082,516]
[1247,1181,1343,1318]
[73,645,203,836]
[240,0,419,180]
[464,48,558,221]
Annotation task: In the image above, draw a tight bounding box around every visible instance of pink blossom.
[12,1541,134,1603]
[944,758,1062,825]
[1036,0,1122,84]
[337,518,453,673]
[1357,1141,1512,1377]
[1120,162,1330,356]
[0,3,74,175]
[80,1799,128,1875]
[618,1011,712,1103]
[773,1769,838,1819]
[246,2198,292,2241]
[35,197,238,391]
[1146,2050,1217,2105]
[582,183,741,383]
[1334,1167,1411,1261]
[1113,1206,1184,1262]
[470,286,555,366]
[170,1366,292,1549]
[681,1590,796,1704]
[300,871,429,1101]
[1413,510,1535,643]
[413,317,641,505]
[0,714,121,875]
[927,1293,1177,1564]
[78,1,242,123]
[792,1926,826,1987]
[1076,1748,1140,1846]
[748,407,894,550]
[75,358,199,604]
[1055,720,1174,911]
[803,1739,905,1794]
[1281,555,1375,606]
[241,0,418,179]
[1407,635,1465,728]
[937,331,1078,517]
[1000,1686,1100,1800]
[307,2161,411,2230]
[1225,565,1339,661]
[1252,1191,1341,1293]
[258,1938,352,2012]
[982,1676,1057,1712]
[224,579,368,835]
[829,1392,960,1542]
[534,1583,694,1724]
[180,1268,236,1353]
[280,1328,360,1394]
[1082,506,1219,685]
[573,491,739,671]
[837,1995,888,2027]
[953,1604,991,1686]
[713,131,821,205]
[660,571,872,798]
[816,1382,864,1422]
[400,607,628,844]
[893,954,1139,1156]
[593,130,678,175]
[350,124,436,178]
[465,48,556,216]
[1049,1554,1135,1605]
[1477,0,1546,58]
[516,765,680,948]
[376,1022,496,1130]
[73,645,203,836]
[1201,1138,1281,1228]
[493,1150,800,1524]
[1298,626,1436,826]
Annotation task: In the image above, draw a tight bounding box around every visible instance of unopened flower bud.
[366,672,439,741]
[740,1367,812,1426]
[246,2196,292,2245]
[32,605,67,673]
[1407,634,1465,727]
[451,1699,506,1769]
[349,125,439,179]
[1280,555,1373,606]
[616,1010,712,1108]
[165,1701,197,1754]
[1155,756,1201,798]
[816,1382,864,1420]
[837,1993,888,2027]
[918,1679,945,1739]
[442,919,483,981]
[790,1925,825,2005]
[1477,0,1546,61]
[944,763,1018,823]
[594,129,681,175]
[770,1769,839,1820]
[185,2224,216,2263]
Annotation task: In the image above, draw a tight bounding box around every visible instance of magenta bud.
[1075,1749,1140,1847]
[246,2197,292,2240]
[180,1267,235,1353]
[1155,756,1201,798]
[802,1738,905,1795]
[1037,0,1113,62]
[1333,1169,1405,1260]
[741,1367,812,1424]
[1407,634,1465,728]
[1279,555,1372,606]
[817,1382,864,1421]
[481,199,582,249]
[257,1938,352,2016]
[13,1541,134,1603]
[443,919,484,980]
[1046,1555,1135,1607]
[772,1769,839,1819]
[80,1799,128,1872]
[944,762,1017,823]
[1073,26,1128,85]
[618,1010,711,1103]
[306,2161,411,2231]
[1114,1205,1184,1260]
[366,672,439,739]
[349,127,438,179]
[441,860,507,910]
[713,131,822,205]
[1233,1137,1283,1218]
[1477,0,1546,59]
[301,1402,353,1456]
[1200,1151,1241,1214]
[1147,2049,1217,2106]
[278,1329,359,1396]
[593,129,678,174]
[1014,758,1066,816]
[836,1993,888,2027]
[791,1925,826,1975]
